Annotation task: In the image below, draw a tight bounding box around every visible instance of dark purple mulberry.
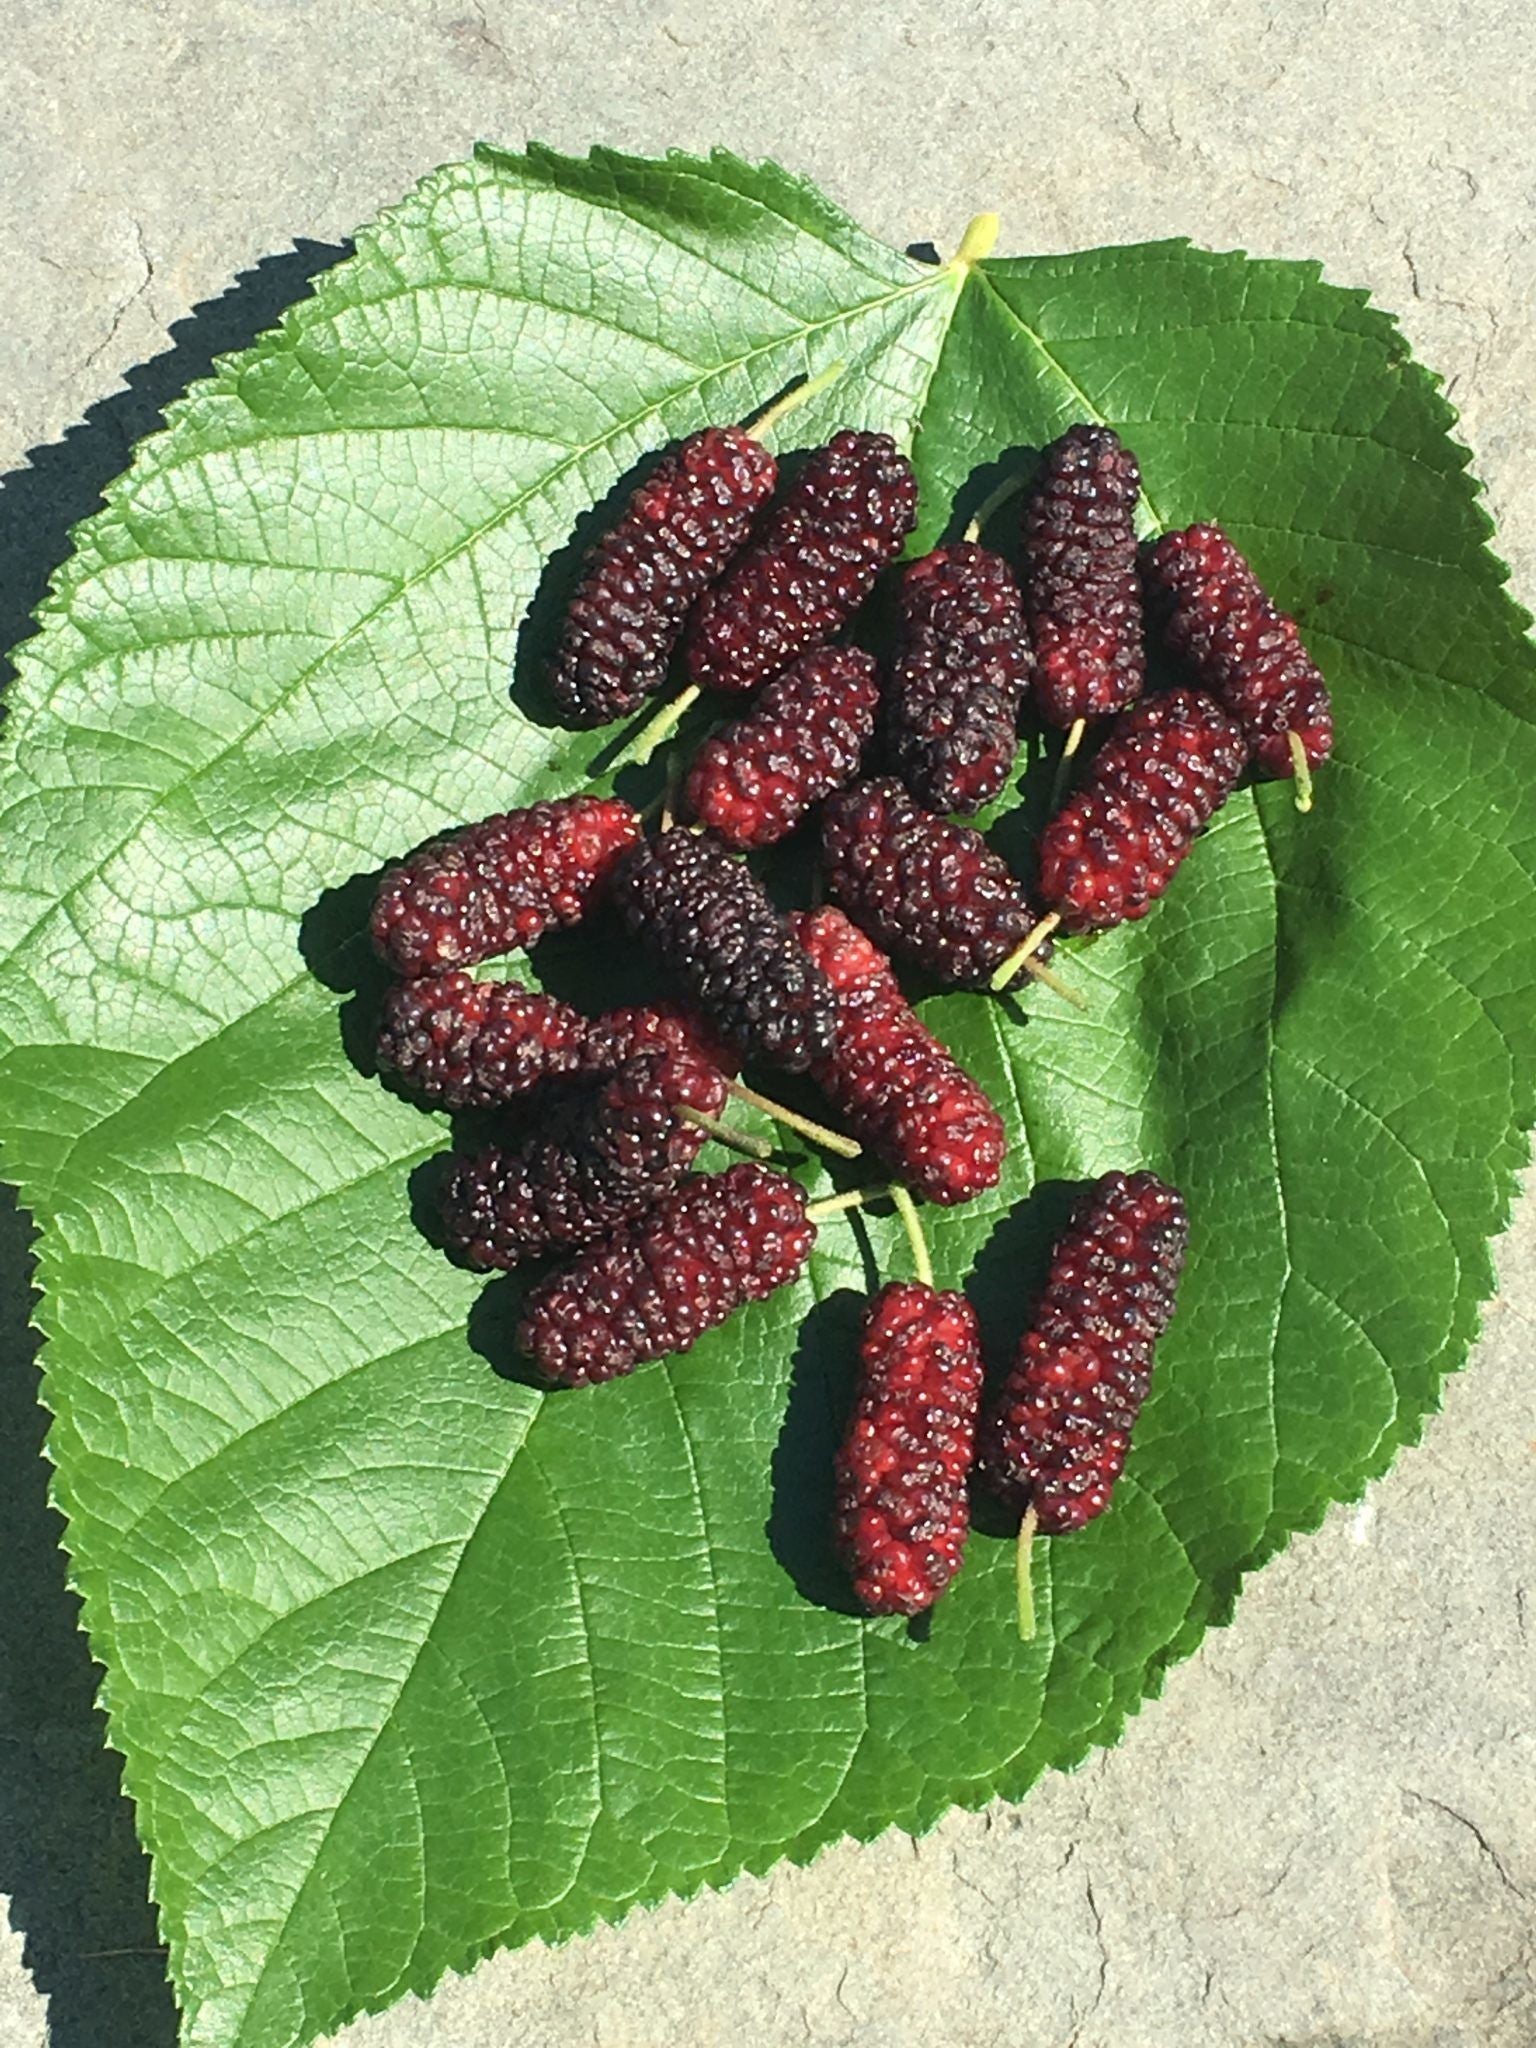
[1038,688,1248,932]
[371,796,640,977]
[376,972,588,1110]
[684,645,880,848]
[834,1281,984,1615]
[611,828,836,1072]
[793,908,1004,1205]
[979,1171,1188,1531]
[820,778,1050,989]
[440,1050,727,1270]
[548,427,777,727]
[517,1162,817,1385]
[1022,424,1145,730]
[1145,523,1334,783]
[685,429,918,695]
[884,542,1031,814]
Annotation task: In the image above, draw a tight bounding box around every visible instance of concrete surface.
[0,2,1532,2043]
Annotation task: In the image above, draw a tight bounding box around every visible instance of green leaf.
[2,145,1532,2048]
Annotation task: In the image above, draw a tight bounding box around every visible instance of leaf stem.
[746,360,847,443]
[1015,1505,1040,1642]
[677,1105,772,1159]
[1287,729,1315,813]
[727,1081,862,1159]
[889,1185,933,1290]
[950,212,1000,268]
[806,1188,867,1223]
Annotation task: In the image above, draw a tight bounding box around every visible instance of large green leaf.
[1,145,1532,2048]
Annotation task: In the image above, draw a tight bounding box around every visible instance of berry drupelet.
[979,1170,1188,1531]
[548,426,778,727]
[577,1000,740,1082]
[518,1162,817,1386]
[834,1281,985,1616]
[440,1050,727,1270]
[793,907,1004,1205]
[685,429,918,696]
[1037,688,1249,933]
[884,542,1032,815]
[611,827,836,1072]
[1022,424,1145,733]
[375,972,587,1111]
[371,795,640,978]
[684,645,880,848]
[820,778,1051,989]
[1145,523,1334,800]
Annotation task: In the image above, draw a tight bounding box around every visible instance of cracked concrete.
[0,2,1533,2044]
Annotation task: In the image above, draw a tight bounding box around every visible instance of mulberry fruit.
[684,645,880,848]
[884,542,1031,814]
[518,1161,816,1385]
[1022,424,1145,731]
[834,1281,984,1616]
[548,427,777,727]
[1037,688,1248,933]
[578,1000,739,1081]
[611,828,836,1071]
[793,908,1004,1205]
[685,429,918,695]
[1145,523,1334,791]
[376,971,587,1110]
[820,778,1050,989]
[440,1050,726,1270]
[371,796,640,977]
[979,1170,1187,1531]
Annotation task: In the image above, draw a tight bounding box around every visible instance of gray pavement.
[0,3,1532,2043]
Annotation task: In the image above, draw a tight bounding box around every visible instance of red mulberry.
[371,796,640,977]
[834,1281,984,1616]
[376,972,587,1110]
[684,645,880,848]
[548,427,777,727]
[611,828,836,1072]
[884,542,1031,814]
[518,1162,816,1386]
[820,778,1050,989]
[440,1050,726,1270]
[578,1000,739,1082]
[793,908,1004,1205]
[1038,688,1248,933]
[685,429,918,695]
[1145,523,1334,786]
[1022,424,1145,730]
[979,1171,1187,1531]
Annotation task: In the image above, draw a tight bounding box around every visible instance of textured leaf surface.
[1,146,1532,2048]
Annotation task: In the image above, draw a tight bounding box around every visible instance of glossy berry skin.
[685,430,918,696]
[1022,424,1145,729]
[1145,523,1334,779]
[1038,688,1248,933]
[684,645,880,848]
[549,427,777,727]
[518,1162,816,1386]
[820,778,1050,989]
[611,828,836,1072]
[577,1000,740,1082]
[835,1282,984,1616]
[885,542,1031,814]
[979,1171,1187,1531]
[440,1051,727,1270]
[371,796,640,978]
[376,972,587,1110]
[793,908,1003,1205]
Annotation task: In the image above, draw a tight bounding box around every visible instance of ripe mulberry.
[1022,424,1145,730]
[685,429,918,695]
[371,796,640,977]
[611,828,836,1071]
[548,426,777,727]
[1037,688,1248,932]
[820,778,1050,989]
[578,1000,739,1082]
[978,1170,1187,1531]
[440,1050,726,1270]
[884,542,1031,814]
[684,645,880,848]
[376,972,587,1110]
[518,1162,816,1386]
[792,907,1004,1205]
[1145,523,1334,787]
[834,1281,984,1616]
